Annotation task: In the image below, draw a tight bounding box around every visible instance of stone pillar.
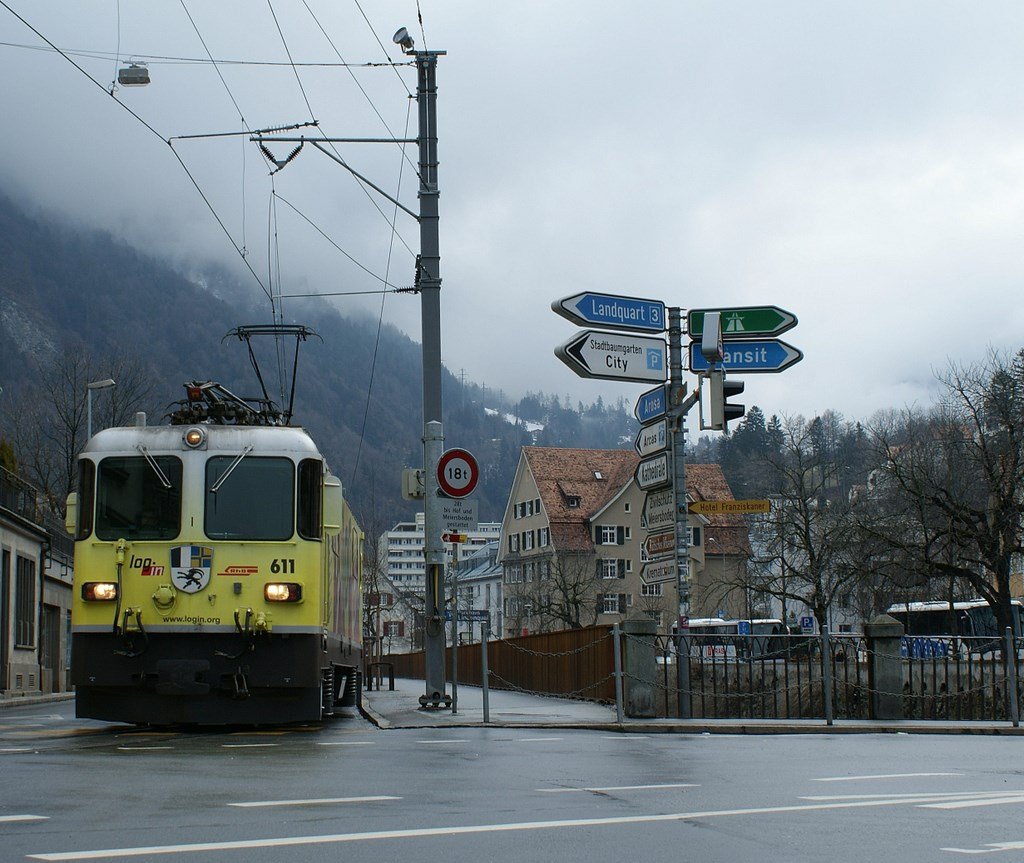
[622,617,658,718]
[864,614,904,721]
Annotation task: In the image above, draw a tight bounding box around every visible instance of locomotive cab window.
[76,459,96,540]
[95,456,183,541]
[206,456,294,540]
[297,459,322,540]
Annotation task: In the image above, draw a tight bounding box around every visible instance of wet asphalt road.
[3,699,1024,862]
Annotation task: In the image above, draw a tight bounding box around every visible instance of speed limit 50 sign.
[437,448,479,499]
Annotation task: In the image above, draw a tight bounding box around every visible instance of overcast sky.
[2,1,1023,427]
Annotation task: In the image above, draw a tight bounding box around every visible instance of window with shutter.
[616,526,625,545]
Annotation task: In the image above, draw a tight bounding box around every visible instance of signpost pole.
[668,306,690,714]
[450,538,459,715]
[481,615,490,724]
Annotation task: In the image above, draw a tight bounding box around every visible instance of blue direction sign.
[553,292,667,333]
[689,339,804,374]
[634,384,668,424]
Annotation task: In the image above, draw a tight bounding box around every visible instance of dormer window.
[594,471,603,480]
[567,495,581,508]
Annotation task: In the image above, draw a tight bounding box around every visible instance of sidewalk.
[361,678,1024,735]
[0,691,75,710]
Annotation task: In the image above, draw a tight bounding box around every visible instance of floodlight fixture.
[393,26,415,53]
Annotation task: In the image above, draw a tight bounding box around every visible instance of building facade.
[1,466,73,697]
[497,447,750,637]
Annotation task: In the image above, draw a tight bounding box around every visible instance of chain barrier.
[492,632,612,659]
[486,668,616,703]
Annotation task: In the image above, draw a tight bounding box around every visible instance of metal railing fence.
[383,626,1024,724]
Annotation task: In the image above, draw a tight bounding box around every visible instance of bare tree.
[505,552,601,634]
[866,350,1024,635]
[9,347,156,513]
[753,414,867,630]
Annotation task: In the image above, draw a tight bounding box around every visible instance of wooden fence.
[384,625,616,702]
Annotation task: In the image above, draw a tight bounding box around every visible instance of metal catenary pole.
[416,49,450,709]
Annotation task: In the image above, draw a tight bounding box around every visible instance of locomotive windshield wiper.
[136,444,172,489]
[210,445,254,494]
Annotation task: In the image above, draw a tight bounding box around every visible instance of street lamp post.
[86,379,116,439]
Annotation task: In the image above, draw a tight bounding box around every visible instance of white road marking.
[316,741,375,746]
[943,840,1024,855]
[0,747,34,753]
[0,815,48,824]
[415,739,469,745]
[923,796,1024,810]
[601,735,650,740]
[813,772,963,782]
[229,796,401,808]
[29,794,1001,861]
[513,737,564,743]
[116,746,174,751]
[221,743,279,748]
[803,792,1001,802]
[538,783,700,794]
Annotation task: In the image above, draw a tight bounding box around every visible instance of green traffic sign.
[688,306,797,339]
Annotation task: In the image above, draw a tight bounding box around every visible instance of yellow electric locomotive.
[66,378,363,724]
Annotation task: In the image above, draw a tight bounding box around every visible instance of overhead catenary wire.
[351,96,413,485]
[299,0,420,181]
[266,0,317,123]
[272,192,407,290]
[0,0,274,305]
[351,0,411,97]
[109,0,120,94]
[0,39,409,67]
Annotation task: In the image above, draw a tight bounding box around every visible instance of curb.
[0,692,76,710]
[358,695,391,730]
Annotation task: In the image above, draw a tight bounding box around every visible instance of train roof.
[82,423,323,457]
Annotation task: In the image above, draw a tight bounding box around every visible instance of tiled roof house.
[497,446,750,637]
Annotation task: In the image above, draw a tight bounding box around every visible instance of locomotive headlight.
[183,427,207,449]
[82,582,119,601]
[264,582,302,603]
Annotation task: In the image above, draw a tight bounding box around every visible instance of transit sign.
[552,292,667,333]
[642,488,675,531]
[643,530,675,560]
[635,452,671,490]
[689,339,803,374]
[634,384,668,424]
[641,558,677,585]
[556,330,667,383]
[688,498,771,515]
[688,306,797,339]
[634,419,668,458]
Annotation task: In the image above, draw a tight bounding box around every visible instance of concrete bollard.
[622,617,658,718]
[864,614,905,721]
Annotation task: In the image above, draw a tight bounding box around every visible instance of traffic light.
[708,370,746,430]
